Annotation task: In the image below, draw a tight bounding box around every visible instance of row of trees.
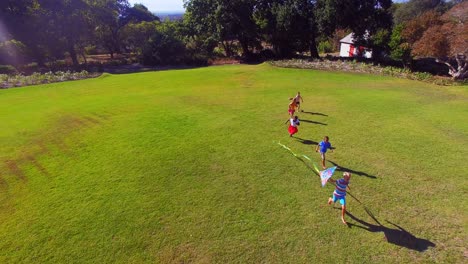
[183,0,466,79]
[0,0,158,66]
[390,0,467,79]
[184,0,393,59]
[0,0,466,79]
[0,0,395,66]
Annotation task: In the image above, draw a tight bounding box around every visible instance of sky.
[129,0,409,13]
[128,0,185,13]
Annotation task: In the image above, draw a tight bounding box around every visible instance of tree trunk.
[222,41,233,57]
[436,55,468,80]
[69,44,79,66]
[31,46,46,67]
[309,38,320,59]
[239,39,251,58]
[309,29,320,59]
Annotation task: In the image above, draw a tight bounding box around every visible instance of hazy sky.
[129,0,408,13]
[128,0,185,12]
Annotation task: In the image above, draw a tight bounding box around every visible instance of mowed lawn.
[0,64,467,263]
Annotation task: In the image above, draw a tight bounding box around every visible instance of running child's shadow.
[300,119,327,126]
[328,160,377,179]
[293,137,318,145]
[345,208,435,252]
[302,111,328,116]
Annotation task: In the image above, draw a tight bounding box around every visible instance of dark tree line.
[184,0,394,59]
[0,0,466,79]
[0,0,158,66]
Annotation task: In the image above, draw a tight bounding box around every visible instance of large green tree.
[255,0,319,58]
[1,0,156,65]
[94,1,159,58]
[315,0,393,59]
[185,0,258,57]
[43,0,95,65]
[0,0,52,65]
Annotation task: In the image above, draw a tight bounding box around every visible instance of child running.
[293,92,304,112]
[288,101,297,117]
[285,116,300,137]
[315,136,333,169]
[327,172,351,224]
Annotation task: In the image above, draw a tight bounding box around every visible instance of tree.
[388,24,412,67]
[93,1,159,59]
[185,0,258,57]
[183,0,220,55]
[45,0,94,65]
[403,2,468,79]
[141,22,186,65]
[122,3,159,24]
[315,0,393,59]
[121,21,160,54]
[393,0,454,25]
[255,0,319,58]
[0,0,53,66]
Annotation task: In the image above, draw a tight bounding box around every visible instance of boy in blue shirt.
[315,136,332,169]
[328,172,351,224]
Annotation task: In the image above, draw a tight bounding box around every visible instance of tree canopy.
[0,0,466,80]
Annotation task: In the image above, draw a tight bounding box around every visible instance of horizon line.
[153,10,185,13]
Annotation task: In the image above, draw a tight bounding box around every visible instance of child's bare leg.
[321,153,326,169]
[328,197,333,205]
[341,205,347,224]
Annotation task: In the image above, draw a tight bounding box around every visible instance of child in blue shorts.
[328,172,351,224]
[315,136,333,169]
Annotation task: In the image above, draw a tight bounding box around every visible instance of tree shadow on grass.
[293,137,319,145]
[302,111,328,116]
[345,208,435,252]
[300,119,327,126]
[328,160,377,179]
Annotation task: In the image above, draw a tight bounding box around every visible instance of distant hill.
[155,12,184,21]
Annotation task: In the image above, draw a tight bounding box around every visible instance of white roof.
[340,32,370,44]
[340,33,355,44]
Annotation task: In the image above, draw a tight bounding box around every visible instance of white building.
[339,33,372,59]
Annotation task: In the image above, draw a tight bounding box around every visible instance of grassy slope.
[0,64,466,263]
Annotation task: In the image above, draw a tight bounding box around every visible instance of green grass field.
[0,63,467,263]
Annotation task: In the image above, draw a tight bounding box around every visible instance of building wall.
[340,43,372,58]
[340,43,351,57]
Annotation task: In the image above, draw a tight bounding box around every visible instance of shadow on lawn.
[302,111,328,116]
[293,137,318,145]
[300,119,327,126]
[345,208,435,252]
[328,160,377,179]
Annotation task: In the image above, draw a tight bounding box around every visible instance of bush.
[414,72,432,81]
[260,49,276,60]
[17,63,41,75]
[0,65,17,74]
[269,59,461,86]
[318,41,334,54]
[141,31,186,66]
[0,70,93,89]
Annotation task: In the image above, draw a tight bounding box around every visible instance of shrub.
[318,41,334,54]
[0,70,93,88]
[141,31,186,65]
[0,65,17,74]
[17,63,41,75]
[269,59,460,86]
[260,49,276,60]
